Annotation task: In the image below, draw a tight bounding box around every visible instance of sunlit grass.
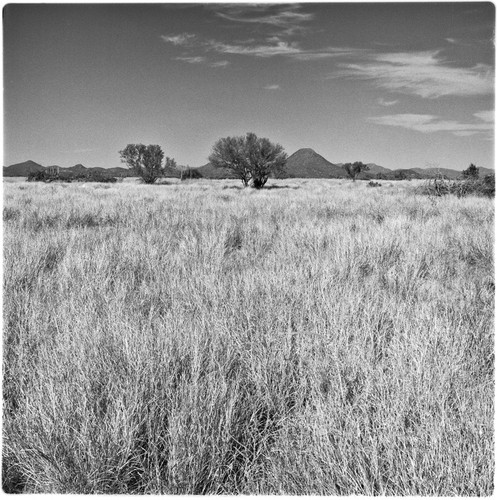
[3,178,494,494]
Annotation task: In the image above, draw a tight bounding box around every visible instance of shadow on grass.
[222,184,300,191]
[264,185,300,190]
[146,180,173,186]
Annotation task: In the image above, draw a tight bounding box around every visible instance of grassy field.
[2,177,494,494]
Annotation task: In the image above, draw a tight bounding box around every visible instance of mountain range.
[2,160,135,178]
[3,152,493,180]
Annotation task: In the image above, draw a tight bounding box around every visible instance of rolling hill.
[4,157,493,181]
[412,167,461,179]
[412,166,495,179]
[386,169,424,180]
[195,162,238,179]
[366,163,391,175]
[3,160,45,177]
[3,162,135,178]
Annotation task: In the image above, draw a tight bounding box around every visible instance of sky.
[3,2,495,171]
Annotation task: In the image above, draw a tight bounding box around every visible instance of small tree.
[209,132,287,188]
[245,132,287,189]
[119,144,176,184]
[343,161,369,182]
[209,136,252,187]
[462,163,479,179]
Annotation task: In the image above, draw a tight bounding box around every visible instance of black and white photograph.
[2,2,495,494]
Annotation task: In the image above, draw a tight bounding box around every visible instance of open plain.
[2,178,494,494]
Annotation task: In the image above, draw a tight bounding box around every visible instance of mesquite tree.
[119,144,176,184]
[245,132,287,189]
[343,161,369,182]
[209,132,287,188]
[209,136,252,186]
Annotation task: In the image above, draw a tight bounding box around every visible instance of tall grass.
[3,178,494,494]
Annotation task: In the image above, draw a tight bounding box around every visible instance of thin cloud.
[368,113,493,137]
[213,4,313,34]
[209,39,364,59]
[162,32,366,61]
[289,47,368,61]
[175,56,206,64]
[161,33,196,46]
[334,50,494,98]
[377,97,399,106]
[209,60,230,68]
[207,38,302,57]
[474,110,494,122]
[263,84,281,90]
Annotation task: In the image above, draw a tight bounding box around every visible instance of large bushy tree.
[245,132,287,188]
[343,161,369,182]
[209,132,287,188]
[119,144,176,184]
[209,136,252,186]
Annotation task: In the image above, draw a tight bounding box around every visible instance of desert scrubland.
[2,178,494,494]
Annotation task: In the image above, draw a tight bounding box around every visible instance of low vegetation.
[3,178,494,494]
[27,170,118,183]
[419,173,495,198]
[180,168,203,181]
[367,180,382,188]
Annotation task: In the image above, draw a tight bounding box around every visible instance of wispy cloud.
[209,39,365,60]
[334,50,494,98]
[377,97,399,106]
[161,33,196,46]
[263,84,281,90]
[213,4,314,35]
[368,113,493,137]
[209,60,230,68]
[162,32,365,62]
[175,56,206,64]
[208,38,302,57]
[474,110,494,122]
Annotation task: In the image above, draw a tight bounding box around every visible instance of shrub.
[27,170,49,182]
[480,174,495,197]
[27,169,117,183]
[418,173,495,198]
[462,163,479,179]
[181,169,203,181]
[367,181,382,188]
[74,171,117,183]
[3,207,21,222]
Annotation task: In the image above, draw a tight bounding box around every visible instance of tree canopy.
[462,163,479,179]
[119,144,176,184]
[343,161,369,182]
[209,132,287,188]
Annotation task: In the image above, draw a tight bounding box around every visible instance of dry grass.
[3,177,494,494]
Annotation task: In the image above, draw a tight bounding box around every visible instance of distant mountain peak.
[284,148,346,179]
[296,147,317,154]
[3,160,45,176]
